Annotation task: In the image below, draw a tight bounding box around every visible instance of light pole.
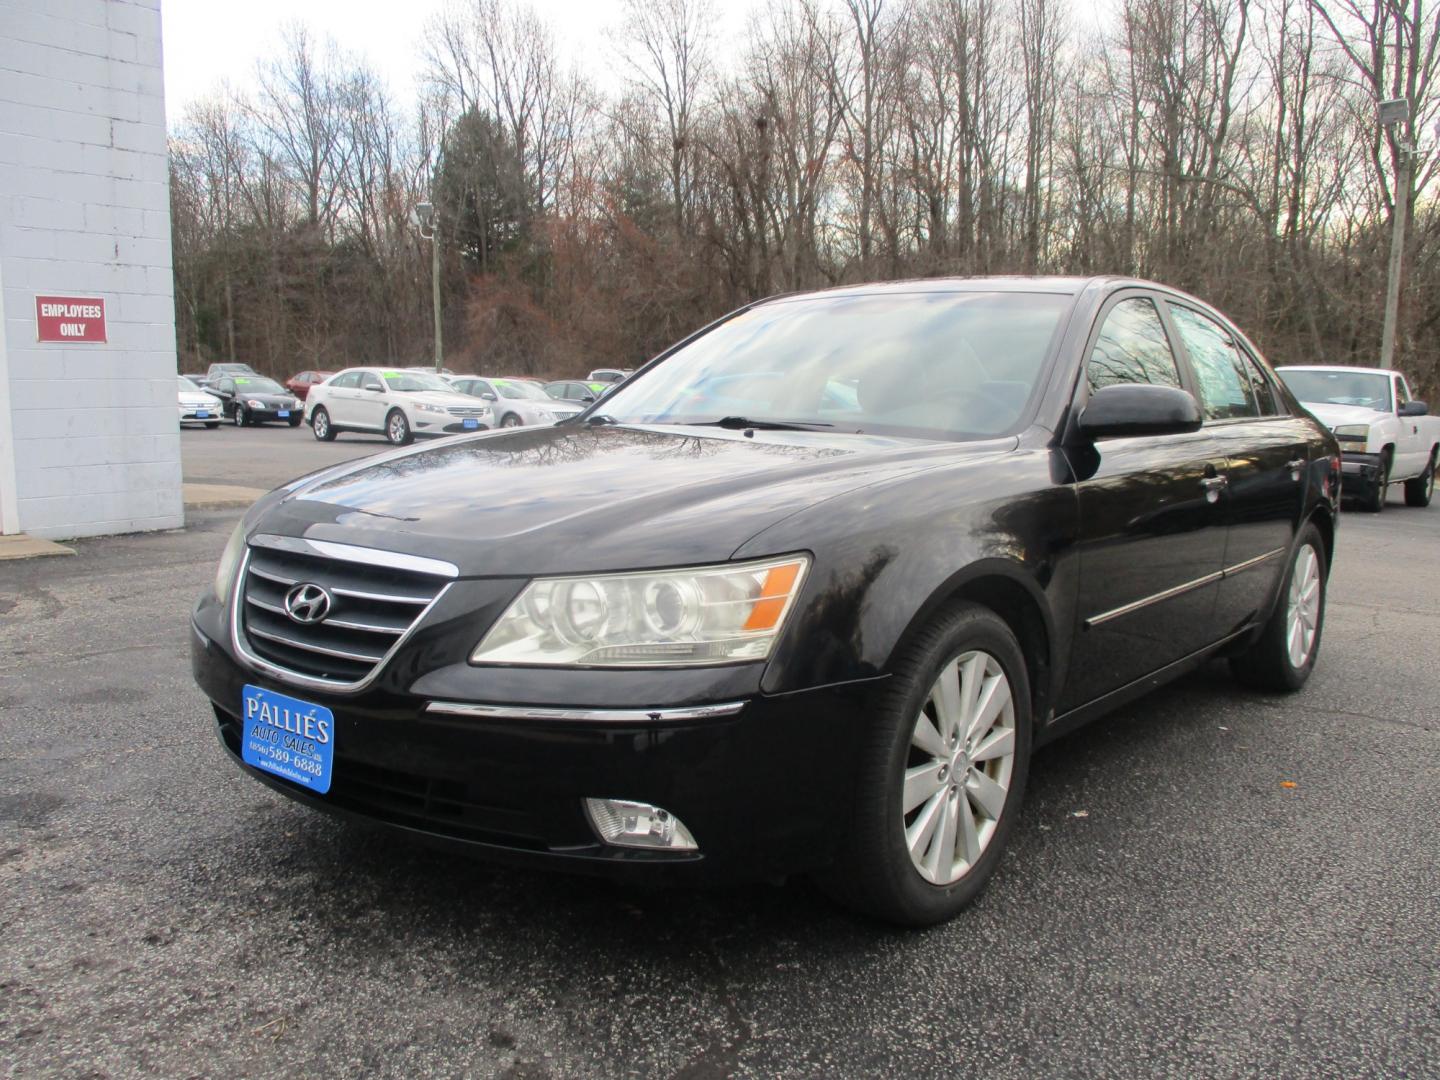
[1378,97,1410,370]
[416,201,443,373]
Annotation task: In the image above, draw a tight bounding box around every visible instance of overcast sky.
[160,0,753,124]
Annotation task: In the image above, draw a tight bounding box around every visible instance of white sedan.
[178,375,223,429]
[446,375,584,426]
[304,367,494,445]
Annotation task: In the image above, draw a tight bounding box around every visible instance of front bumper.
[179,405,220,423]
[1339,451,1383,497]
[191,610,874,882]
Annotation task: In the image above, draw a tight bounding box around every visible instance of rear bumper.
[192,615,875,883]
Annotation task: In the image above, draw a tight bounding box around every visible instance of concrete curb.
[0,534,76,560]
[183,483,268,510]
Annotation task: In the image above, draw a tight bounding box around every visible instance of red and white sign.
[35,295,107,343]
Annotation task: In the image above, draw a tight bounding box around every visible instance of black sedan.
[210,375,303,427]
[191,277,1339,926]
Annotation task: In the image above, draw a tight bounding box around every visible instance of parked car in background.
[193,276,1340,927]
[449,375,583,426]
[285,370,335,402]
[177,376,222,429]
[1276,365,1438,511]
[305,367,492,445]
[587,368,633,384]
[206,362,257,382]
[181,371,210,386]
[210,375,303,427]
[544,379,610,405]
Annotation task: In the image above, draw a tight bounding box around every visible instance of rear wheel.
[816,602,1031,926]
[1404,449,1436,507]
[1229,523,1326,692]
[386,408,413,446]
[311,407,337,442]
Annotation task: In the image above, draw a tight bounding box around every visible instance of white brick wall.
[0,0,182,538]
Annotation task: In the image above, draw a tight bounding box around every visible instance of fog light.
[584,798,698,851]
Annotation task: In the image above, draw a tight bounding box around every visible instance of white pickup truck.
[1276,365,1439,512]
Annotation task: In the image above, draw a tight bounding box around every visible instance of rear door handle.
[1200,475,1228,503]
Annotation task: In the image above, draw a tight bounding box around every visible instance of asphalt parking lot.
[3,435,1438,1077]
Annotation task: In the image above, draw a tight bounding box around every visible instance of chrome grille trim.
[446,406,489,417]
[230,545,454,693]
[249,533,459,578]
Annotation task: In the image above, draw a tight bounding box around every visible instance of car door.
[214,377,236,415]
[321,371,357,425]
[1166,302,1310,638]
[1060,293,1231,712]
[354,370,389,430]
[1392,374,1423,476]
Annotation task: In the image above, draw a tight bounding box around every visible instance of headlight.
[417,402,448,414]
[248,399,267,408]
[1333,424,1369,442]
[214,523,246,605]
[471,555,810,667]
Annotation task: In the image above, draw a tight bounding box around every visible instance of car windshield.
[596,291,1070,438]
[178,376,202,392]
[382,371,452,393]
[496,380,548,400]
[1278,369,1390,410]
[234,376,285,394]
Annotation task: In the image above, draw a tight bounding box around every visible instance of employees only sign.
[36,296,106,343]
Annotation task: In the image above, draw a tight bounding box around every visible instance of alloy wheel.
[388,411,408,444]
[501,414,522,428]
[903,650,1017,886]
[1285,543,1321,669]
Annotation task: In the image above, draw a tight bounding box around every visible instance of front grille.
[238,544,450,685]
[447,406,488,417]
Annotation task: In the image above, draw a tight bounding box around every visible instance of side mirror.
[1399,400,1428,417]
[481,392,497,402]
[364,383,384,392]
[1078,384,1203,439]
[581,394,596,404]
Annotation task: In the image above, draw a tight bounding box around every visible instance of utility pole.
[1379,98,1409,369]
[416,201,443,372]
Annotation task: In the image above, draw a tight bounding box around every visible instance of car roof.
[1275,364,1401,377]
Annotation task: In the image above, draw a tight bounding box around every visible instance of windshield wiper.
[688,416,835,431]
[585,414,618,425]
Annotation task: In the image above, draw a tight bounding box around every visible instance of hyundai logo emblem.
[283,582,333,625]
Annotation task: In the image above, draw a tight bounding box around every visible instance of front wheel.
[816,602,1032,926]
[1362,454,1390,512]
[288,415,302,428]
[1403,450,1436,507]
[311,407,337,442]
[204,422,220,430]
[1229,523,1326,692]
[232,405,248,427]
[386,408,413,446]
[500,412,523,428]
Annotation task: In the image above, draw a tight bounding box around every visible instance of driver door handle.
[1200,475,1228,503]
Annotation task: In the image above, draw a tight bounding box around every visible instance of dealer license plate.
[463,418,479,430]
[240,684,334,794]
[195,410,210,418]
[278,409,290,418]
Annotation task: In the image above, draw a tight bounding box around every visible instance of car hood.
[259,424,1014,576]
[180,393,220,405]
[1301,402,1383,428]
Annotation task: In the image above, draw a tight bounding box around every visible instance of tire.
[815,602,1032,927]
[311,407,337,442]
[232,405,248,427]
[1362,451,1390,512]
[288,416,302,428]
[386,408,413,446]
[1229,523,1327,692]
[204,422,220,430]
[500,412,523,428]
[1403,449,1436,507]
